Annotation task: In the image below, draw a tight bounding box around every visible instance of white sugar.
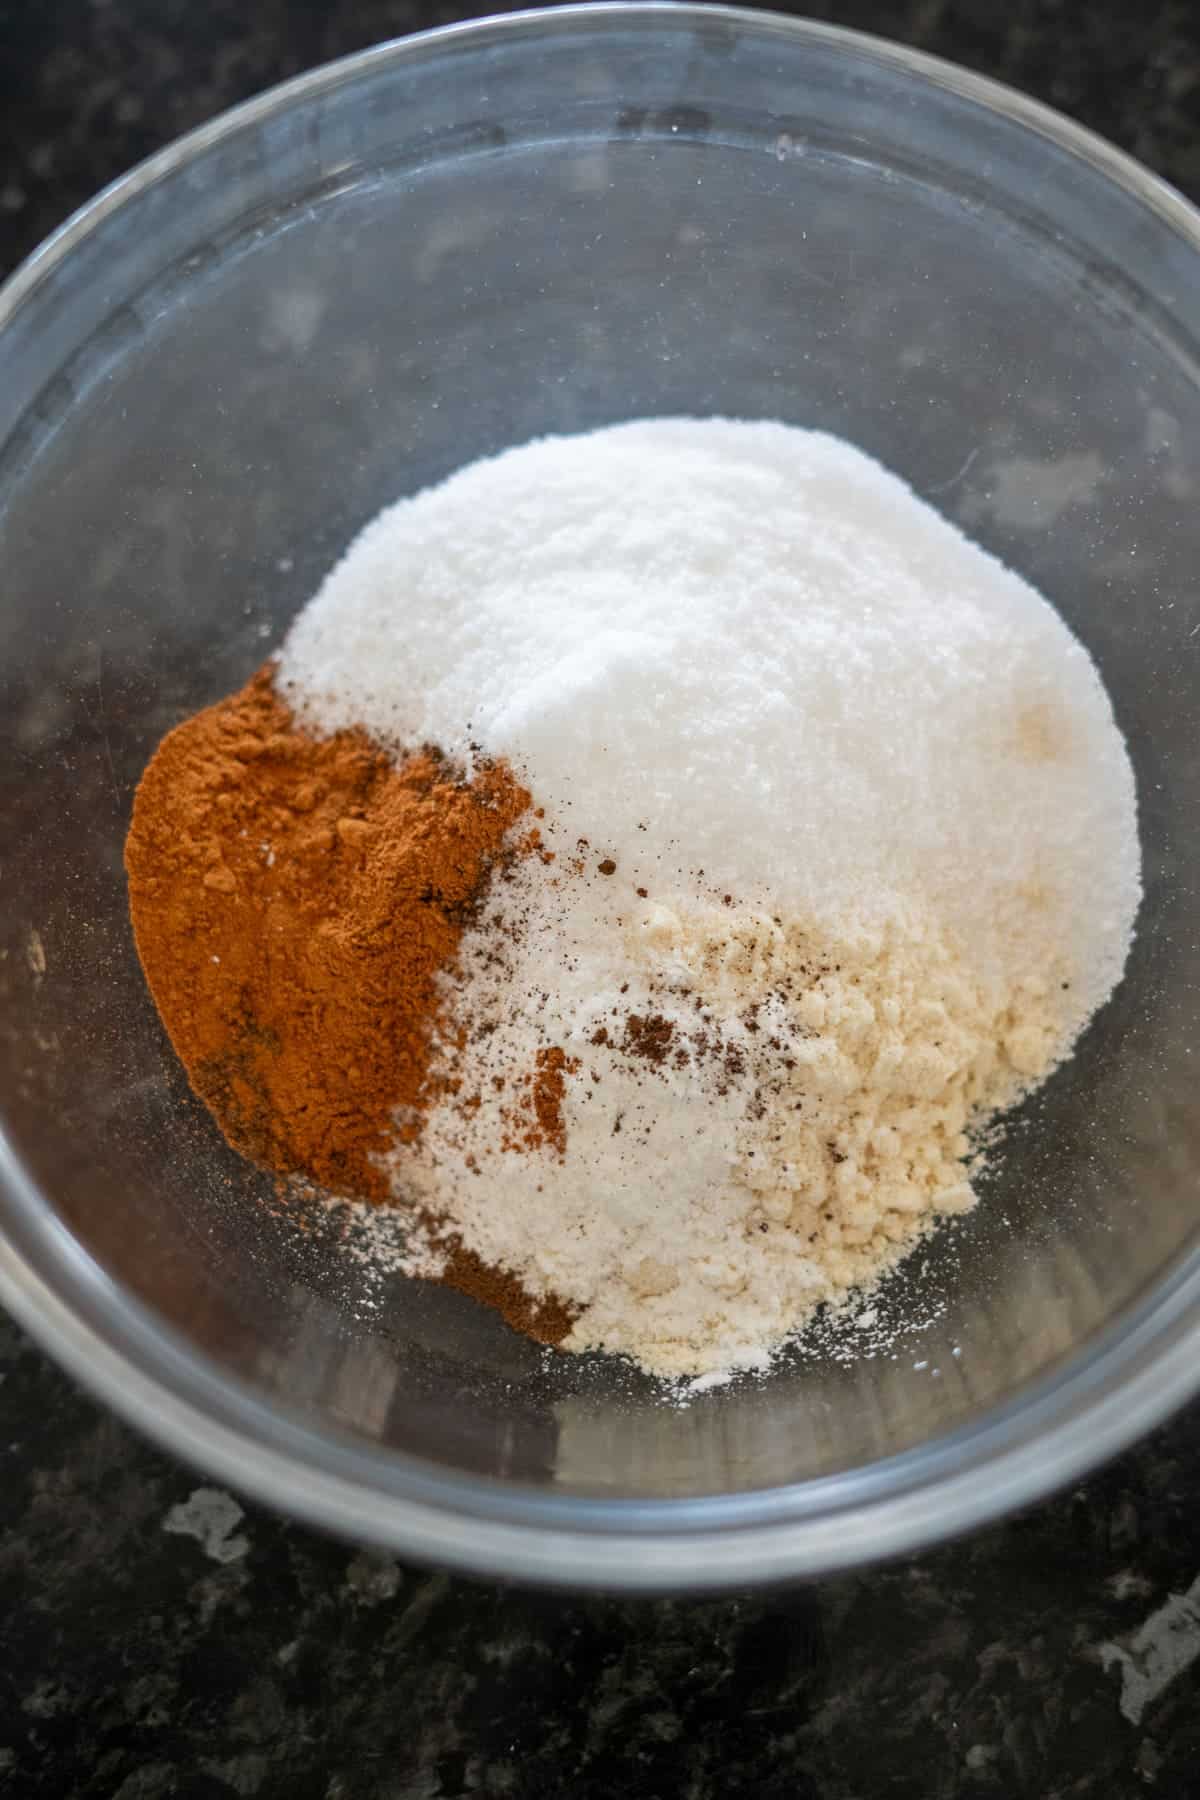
[279,418,1139,1014]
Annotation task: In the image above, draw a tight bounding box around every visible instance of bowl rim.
[3,0,1199,1591]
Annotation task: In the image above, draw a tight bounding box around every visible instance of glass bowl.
[3,4,1200,1591]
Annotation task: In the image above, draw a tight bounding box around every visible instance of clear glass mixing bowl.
[3,4,1200,1591]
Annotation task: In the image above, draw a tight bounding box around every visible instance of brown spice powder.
[530,1046,577,1156]
[437,1238,578,1344]
[623,1012,676,1067]
[486,1044,581,1160]
[125,663,576,1344]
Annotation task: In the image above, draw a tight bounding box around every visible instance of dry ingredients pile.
[127,419,1141,1381]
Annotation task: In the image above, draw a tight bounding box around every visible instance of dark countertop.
[4,3,1200,1795]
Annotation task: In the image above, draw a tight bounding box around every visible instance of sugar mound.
[278,418,1139,1014]
[278,418,1141,1379]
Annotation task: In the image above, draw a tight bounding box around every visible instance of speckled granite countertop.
[4,3,1200,1796]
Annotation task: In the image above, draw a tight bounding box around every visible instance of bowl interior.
[2,9,1200,1510]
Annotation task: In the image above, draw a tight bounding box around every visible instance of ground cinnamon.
[496,1045,580,1158]
[125,663,573,1343]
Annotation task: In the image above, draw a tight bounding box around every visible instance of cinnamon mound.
[125,664,531,1202]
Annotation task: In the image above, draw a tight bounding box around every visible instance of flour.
[278,418,1141,1380]
[397,877,1071,1377]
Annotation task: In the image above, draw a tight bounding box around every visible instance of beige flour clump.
[639,899,1063,1283]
